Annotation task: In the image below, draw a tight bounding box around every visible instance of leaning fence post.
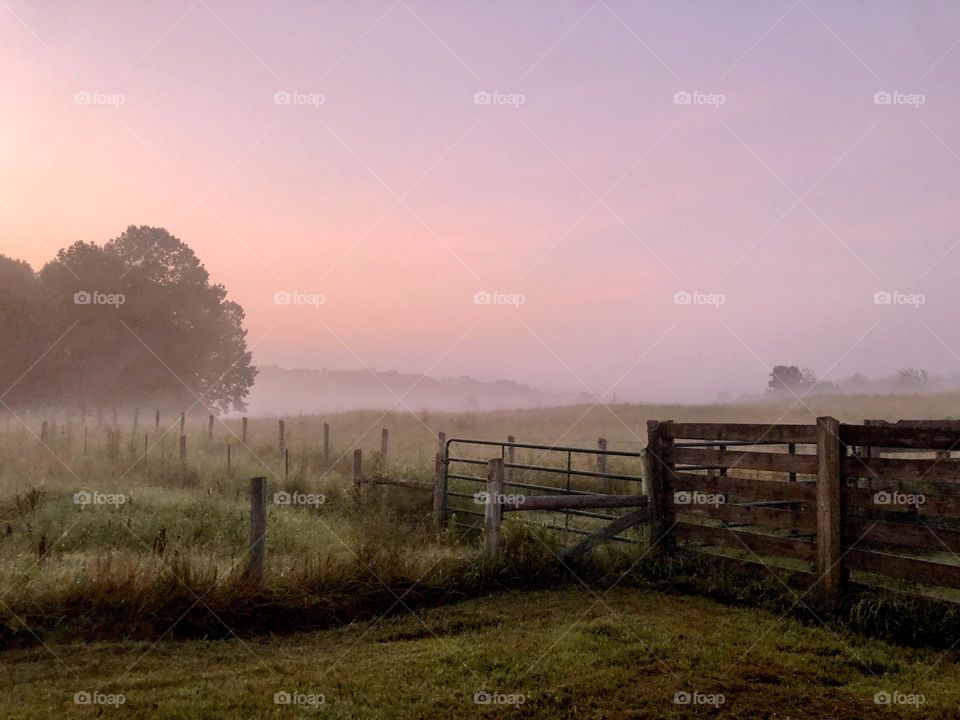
[816,416,843,606]
[433,452,448,530]
[484,458,505,558]
[353,449,363,497]
[248,477,267,585]
[597,437,607,474]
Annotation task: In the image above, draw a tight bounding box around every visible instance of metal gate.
[442,437,647,544]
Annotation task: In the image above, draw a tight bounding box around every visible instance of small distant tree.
[768,365,817,393]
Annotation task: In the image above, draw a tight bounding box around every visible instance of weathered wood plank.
[673,523,816,561]
[842,456,960,484]
[670,502,816,532]
[558,507,650,560]
[667,422,816,444]
[668,447,817,474]
[844,548,960,589]
[668,471,815,503]
[845,518,960,553]
[841,424,960,451]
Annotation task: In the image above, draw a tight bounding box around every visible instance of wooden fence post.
[155,410,160,433]
[241,416,248,444]
[816,416,843,606]
[278,420,285,452]
[143,434,148,469]
[227,442,232,476]
[323,423,330,464]
[179,434,187,464]
[484,458,505,558]
[248,477,267,585]
[381,428,389,466]
[40,420,48,443]
[438,431,446,459]
[506,435,515,486]
[133,407,139,434]
[433,452,447,530]
[644,420,671,549]
[597,437,607,474]
[207,414,214,441]
[353,449,363,497]
[83,426,88,455]
[112,406,117,428]
[180,412,185,436]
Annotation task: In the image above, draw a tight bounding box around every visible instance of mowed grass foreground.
[4,587,959,719]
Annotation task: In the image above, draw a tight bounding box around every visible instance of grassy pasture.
[5,394,960,716]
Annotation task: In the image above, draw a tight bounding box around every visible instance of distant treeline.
[0,226,255,414]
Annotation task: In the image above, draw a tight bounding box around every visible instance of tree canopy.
[0,226,256,414]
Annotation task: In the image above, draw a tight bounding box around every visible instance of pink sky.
[4,1,960,402]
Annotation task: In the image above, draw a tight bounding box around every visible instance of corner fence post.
[433,452,448,530]
[644,420,671,550]
[816,416,843,606]
[484,458,504,558]
[248,477,267,585]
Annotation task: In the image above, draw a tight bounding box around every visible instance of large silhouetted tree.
[0,227,256,414]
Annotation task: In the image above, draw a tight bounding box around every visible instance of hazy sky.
[4,1,960,402]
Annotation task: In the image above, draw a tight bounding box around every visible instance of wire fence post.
[484,458,505,558]
[248,477,267,586]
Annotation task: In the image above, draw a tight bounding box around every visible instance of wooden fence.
[647,418,960,604]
